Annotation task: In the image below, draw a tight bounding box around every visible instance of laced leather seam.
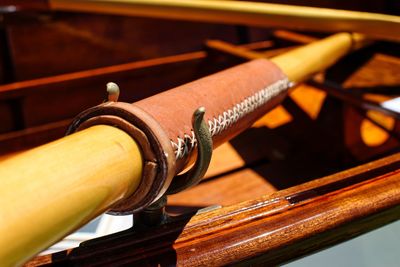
[171,78,292,159]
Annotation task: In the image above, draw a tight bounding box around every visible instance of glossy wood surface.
[271,32,367,82]
[49,0,400,41]
[0,32,390,265]
[0,125,143,266]
[0,11,239,82]
[28,152,400,266]
[0,3,398,263]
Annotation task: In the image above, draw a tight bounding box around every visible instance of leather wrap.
[135,59,289,169]
[67,104,176,214]
[68,59,290,213]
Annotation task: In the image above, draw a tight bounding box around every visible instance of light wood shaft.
[49,0,400,42]
[208,33,368,83]
[0,125,143,266]
[271,32,367,83]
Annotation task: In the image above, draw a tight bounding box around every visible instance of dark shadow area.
[221,40,400,190]
[307,80,400,120]
[286,159,400,204]
[374,41,400,58]
[226,88,399,190]
[0,26,15,84]
[166,205,206,215]
[325,45,376,85]
[226,94,353,190]
[47,212,195,266]
[348,85,400,95]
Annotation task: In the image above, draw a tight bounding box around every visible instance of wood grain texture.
[49,0,400,41]
[2,24,399,266]
[0,125,143,266]
[0,40,277,132]
[3,12,239,81]
[271,33,368,82]
[168,164,277,214]
[28,152,400,266]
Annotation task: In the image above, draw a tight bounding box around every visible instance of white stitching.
[171,78,292,159]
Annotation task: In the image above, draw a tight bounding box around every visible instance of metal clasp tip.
[106,82,120,102]
[167,107,213,194]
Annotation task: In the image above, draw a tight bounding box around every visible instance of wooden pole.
[49,0,400,42]
[206,32,368,83]
[28,153,400,266]
[0,32,367,265]
[0,125,143,266]
[271,32,367,83]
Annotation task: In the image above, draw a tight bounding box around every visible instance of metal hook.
[106,82,120,102]
[167,107,213,195]
[132,107,212,227]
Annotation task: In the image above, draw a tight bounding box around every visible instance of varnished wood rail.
[25,0,400,42]
[27,152,400,266]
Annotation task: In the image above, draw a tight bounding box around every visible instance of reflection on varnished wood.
[27,153,400,266]
[1,6,398,265]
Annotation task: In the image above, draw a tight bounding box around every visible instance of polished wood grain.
[28,152,400,266]
[2,12,240,82]
[49,0,400,41]
[272,33,368,82]
[0,125,143,266]
[1,7,398,263]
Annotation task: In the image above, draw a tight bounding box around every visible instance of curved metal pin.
[166,107,213,195]
[106,82,120,102]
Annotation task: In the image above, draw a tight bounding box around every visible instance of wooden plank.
[27,152,400,266]
[0,40,280,129]
[0,119,71,156]
[167,166,277,214]
[0,41,279,154]
[5,13,240,81]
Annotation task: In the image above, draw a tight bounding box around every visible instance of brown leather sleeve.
[134,59,290,170]
[68,58,290,213]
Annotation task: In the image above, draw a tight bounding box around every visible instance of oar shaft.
[48,0,400,41]
[0,125,143,266]
[207,32,368,83]
[271,32,367,83]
